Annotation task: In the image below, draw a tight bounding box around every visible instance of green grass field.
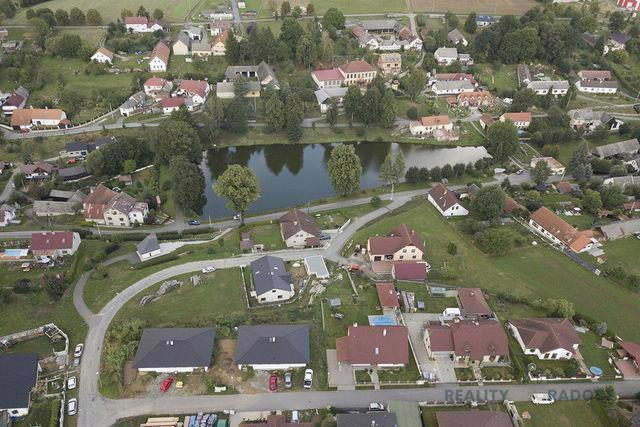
[598,237,640,276]
[258,0,407,17]
[516,401,609,427]
[9,0,191,24]
[345,198,640,341]
[475,63,518,94]
[239,222,286,250]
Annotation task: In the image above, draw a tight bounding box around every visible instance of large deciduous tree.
[471,185,506,220]
[327,144,362,195]
[531,160,551,185]
[154,120,202,164]
[170,155,207,214]
[321,8,345,31]
[487,120,518,162]
[402,68,426,101]
[214,164,261,223]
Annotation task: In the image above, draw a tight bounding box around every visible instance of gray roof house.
[0,353,39,417]
[337,413,399,427]
[250,255,295,303]
[234,324,310,369]
[136,233,162,260]
[592,138,640,158]
[132,328,215,372]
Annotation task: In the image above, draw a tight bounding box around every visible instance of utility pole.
[391,182,395,201]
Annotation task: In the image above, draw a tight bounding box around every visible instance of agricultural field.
[259,0,407,17]
[9,0,193,24]
[410,0,537,15]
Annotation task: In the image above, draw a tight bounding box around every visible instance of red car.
[160,376,174,392]
[269,373,278,391]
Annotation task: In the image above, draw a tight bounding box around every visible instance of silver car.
[67,398,78,416]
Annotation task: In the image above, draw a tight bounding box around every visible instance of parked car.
[531,393,554,405]
[320,234,331,241]
[74,343,84,358]
[67,398,78,416]
[284,372,292,388]
[516,169,524,175]
[66,376,77,390]
[202,266,216,273]
[160,376,174,392]
[269,373,278,391]
[303,369,313,389]
[368,402,385,411]
[291,410,300,422]
[73,357,80,368]
[188,220,201,225]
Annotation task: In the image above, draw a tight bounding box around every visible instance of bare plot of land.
[410,0,537,15]
[263,0,407,15]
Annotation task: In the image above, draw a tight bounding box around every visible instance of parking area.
[326,350,355,390]
[403,313,457,383]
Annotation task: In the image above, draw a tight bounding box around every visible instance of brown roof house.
[392,262,428,282]
[529,207,595,253]
[19,161,56,180]
[278,209,321,248]
[508,318,581,360]
[376,282,399,309]
[30,231,81,260]
[149,40,170,72]
[457,288,493,318]
[242,415,313,427]
[428,183,469,217]
[436,410,513,427]
[367,224,425,264]
[10,108,69,130]
[336,325,409,368]
[83,184,148,228]
[424,319,509,365]
[616,341,640,378]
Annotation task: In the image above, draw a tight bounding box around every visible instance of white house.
[410,115,453,136]
[508,318,581,360]
[235,325,310,370]
[529,207,595,253]
[250,255,295,303]
[434,47,459,65]
[311,68,344,89]
[149,41,170,72]
[500,112,532,129]
[136,233,162,261]
[314,87,348,113]
[575,71,618,94]
[278,209,322,248]
[428,183,469,217]
[10,109,68,130]
[161,97,193,115]
[90,47,113,64]
[124,16,165,33]
[431,80,474,95]
[530,157,565,175]
[0,203,17,227]
[336,326,409,369]
[84,184,148,227]
[176,79,210,105]
[526,80,570,96]
[132,328,215,373]
[447,29,468,46]
[30,231,81,260]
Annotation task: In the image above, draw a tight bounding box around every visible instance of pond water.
[201,142,489,218]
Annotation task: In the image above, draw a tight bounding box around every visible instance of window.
[277,295,283,299]
[399,255,404,260]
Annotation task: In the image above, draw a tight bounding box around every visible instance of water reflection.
[201,142,489,218]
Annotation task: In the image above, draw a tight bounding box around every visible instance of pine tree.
[380,89,397,128]
[285,94,304,141]
[362,87,382,125]
[393,152,405,183]
[326,99,338,127]
[225,33,241,65]
[464,12,477,34]
[379,154,395,185]
[344,85,363,122]
[265,93,285,132]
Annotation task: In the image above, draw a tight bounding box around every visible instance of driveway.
[403,313,456,383]
[326,350,355,391]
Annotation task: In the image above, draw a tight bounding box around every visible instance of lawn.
[395,282,458,313]
[344,198,640,341]
[59,28,106,48]
[516,401,609,427]
[577,330,617,379]
[9,0,191,24]
[598,237,640,276]
[260,0,407,16]
[239,222,285,250]
[314,201,390,230]
[475,63,518,94]
[83,233,240,312]
[481,366,515,381]
[410,0,537,14]
[422,405,506,425]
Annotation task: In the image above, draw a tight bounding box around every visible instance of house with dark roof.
[0,353,39,417]
[250,255,294,303]
[19,161,56,180]
[337,413,399,427]
[592,138,640,158]
[508,318,581,360]
[83,184,148,227]
[428,183,469,217]
[367,224,425,264]
[1,86,28,116]
[392,262,428,282]
[241,415,313,427]
[424,319,509,365]
[457,288,493,318]
[616,341,640,378]
[58,164,89,182]
[136,233,162,261]
[30,231,81,260]
[235,325,310,370]
[132,328,215,373]
[278,209,321,248]
[336,325,409,368]
[435,410,512,427]
[376,282,399,309]
[529,206,595,253]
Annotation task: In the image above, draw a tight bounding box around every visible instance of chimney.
[293,220,298,226]
[269,337,276,343]
[383,328,387,336]
[374,347,379,355]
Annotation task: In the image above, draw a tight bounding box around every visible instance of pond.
[201,142,489,218]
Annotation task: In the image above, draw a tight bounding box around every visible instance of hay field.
[410,0,537,15]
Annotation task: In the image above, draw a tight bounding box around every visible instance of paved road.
[0,168,18,202]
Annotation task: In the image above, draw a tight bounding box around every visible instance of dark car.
[188,220,201,226]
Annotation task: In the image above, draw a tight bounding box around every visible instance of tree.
[296,34,317,67]
[582,189,602,215]
[343,85,362,122]
[487,120,518,162]
[600,185,626,209]
[595,386,617,406]
[225,33,241,64]
[279,17,304,54]
[327,144,362,195]
[405,166,420,184]
[69,7,85,25]
[43,273,66,300]
[85,150,105,176]
[543,298,575,318]
[280,1,291,16]
[202,96,224,146]
[121,9,133,19]
[464,12,477,34]
[379,154,395,185]
[86,8,102,25]
[569,142,592,181]
[0,0,17,19]
[214,164,261,222]
[402,68,426,101]
[284,94,304,142]
[322,8,345,30]
[136,5,149,17]
[608,11,626,32]
[224,98,248,134]
[362,87,382,125]
[54,9,70,25]
[471,185,506,220]
[531,160,551,186]
[511,89,535,112]
[594,322,608,336]
[380,89,396,129]
[265,93,285,132]
[318,31,334,62]
[393,151,405,183]
[154,120,202,164]
[326,99,338,127]
[306,3,315,15]
[444,11,459,29]
[122,159,137,175]
[477,228,513,255]
[153,8,164,20]
[170,156,207,214]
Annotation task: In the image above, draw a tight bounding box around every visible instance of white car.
[531,393,555,405]
[66,376,77,390]
[368,402,385,411]
[74,343,84,358]
[67,398,78,416]
[303,369,313,389]
[202,266,216,273]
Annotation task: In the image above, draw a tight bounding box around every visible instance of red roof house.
[367,224,425,263]
[31,231,80,259]
[425,320,509,363]
[336,325,409,368]
[376,282,399,308]
[392,262,428,281]
[457,288,492,318]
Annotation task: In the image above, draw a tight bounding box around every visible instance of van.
[531,393,555,405]
[291,410,300,423]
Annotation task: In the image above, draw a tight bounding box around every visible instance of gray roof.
[174,31,191,48]
[136,233,160,255]
[527,80,570,91]
[33,200,76,215]
[447,28,465,43]
[58,164,88,179]
[603,175,640,188]
[314,87,348,104]
[592,139,640,158]
[435,47,458,58]
[65,141,88,152]
[192,41,211,52]
[337,413,398,427]
[361,19,397,31]
[433,80,474,92]
[599,218,640,240]
[304,255,330,278]
[611,31,631,45]
[132,328,215,369]
[250,255,292,296]
[256,61,278,87]
[234,324,310,365]
[0,353,38,410]
[386,401,422,427]
[49,189,75,200]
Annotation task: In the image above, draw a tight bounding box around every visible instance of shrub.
[13,279,32,293]
[370,195,382,208]
[407,106,418,119]
[105,243,120,255]
[447,241,457,255]
[355,127,366,137]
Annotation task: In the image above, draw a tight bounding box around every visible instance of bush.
[407,106,418,120]
[105,243,120,255]
[370,195,382,208]
[447,241,457,255]
[13,279,32,293]
[355,127,366,137]
[476,228,514,255]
